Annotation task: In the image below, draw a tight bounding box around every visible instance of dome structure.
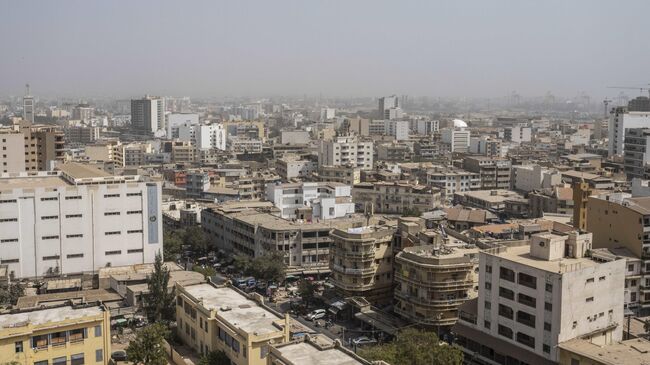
[452,119,468,128]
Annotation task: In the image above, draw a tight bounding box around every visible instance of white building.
[415,119,439,135]
[167,113,199,138]
[266,182,355,220]
[378,95,401,119]
[131,96,165,133]
[459,231,625,363]
[609,106,650,157]
[0,163,163,279]
[441,119,470,153]
[470,136,502,157]
[512,164,562,192]
[623,128,650,179]
[426,166,480,197]
[320,108,336,121]
[505,125,532,144]
[195,123,226,150]
[276,156,317,180]
[318,135,373,170]
[384,120,410,140]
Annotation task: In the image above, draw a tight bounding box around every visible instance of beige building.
[84,140,125,166]
[316,165,361,186]
[558,338,650,365]
[14,119,66,171]
[353,181,441,215]
[394,243,478,330]
[0,304,111,365]
[176,283,290,365]
[586,193,650,314]
[268,335,378,365]
[462,156,512,190]
[0,129,26,173]
[329,224,396,305]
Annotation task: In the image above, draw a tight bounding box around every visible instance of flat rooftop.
[0,305,103,329]
[485,244,599,274]
[274,337,366,365]
[455,189,524,203]
[183,284,281,335]
[59,162,111,179]
[558,338,650,365]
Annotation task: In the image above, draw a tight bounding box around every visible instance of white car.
[306,309,326,321]
[352,336,377,346]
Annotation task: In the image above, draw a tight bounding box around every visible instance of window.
[485,264,492,273]
[498,304,513,319]
[518,293,536,308]
[516,332,535,349]
[629,264,635,272]
[1,259,19,263]
[15,341,23,353]
[1,238,18,243]
[586,278,594,284]
[497,324,513,339]
[127,192,142,197]
[127,210,142,215]
[69,328,87,342]
[127,229,143,234]
[104,212,120,216]
[95,325,102,337]
[545,302,553,311]
[104,193,120,198]
[127,249,143,253]
[96,349,104,362]
[543,344,551,354]
[484,320,491,329]
[484,282,492,290]
[66,214,82,218]
[31,334,49,349]
[499,287,514,300]
[0,218,17,222]
[105,231,121,235]
[71,353,85,365]
[484,301,491,310]
[0,199,17,204]
[53,357,67,365]
[66,234,83,238]
[545,283,553,292]
[67,253,84,258]
[43,255,60,261]
[499,267,515,282]
[586,297,594,302]
[42,235,59,240]
[516,310,536,328]
[65,195,82,200]
[544,322,552,331]
[518,272,537,289]
[41,215,59,220]
[40,197,58,201]
[105,250,121,255]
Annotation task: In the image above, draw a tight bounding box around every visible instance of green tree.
[193,264,216,279]
[298,280,316,308]
[0,282,25,306]
[233,254,251,274]
[184,226,209,256]
[126,323,169,365]
[163,229,183,260]
[247,252,286,283]
[358,328,463,365]
[402,207,422,217]
[143,252,176,323]
[198,350,230,365]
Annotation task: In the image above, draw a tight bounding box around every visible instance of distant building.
[441,119,470,153]
[167,113,199,138]
[276,155,317,180]
[319,135,373,170]
[72,103,94,121]
[623,128,650,179]
[316,165,361,186]
[511,164,561,192]
[23,84,35,123]
[378,95,402,119]
[469,136,502,157]
[384,120,410,140]
[11,119,65,171]
[280,130,310,145]
[504,125,532,143]
[463,156,512,190]
[320,107,336,121]
[0,129,26,173]
[131,95,165,133]
[415,119,439,135]
[266,182,354,220]
[609,98,650,157]
[64,126,100,144]
[353,181,441,214]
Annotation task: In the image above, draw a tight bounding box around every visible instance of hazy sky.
[2,1,649,99]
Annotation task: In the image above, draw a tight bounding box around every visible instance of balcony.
[330,263,375,276]
[395,291,467,308]
[394,306,458,326]
[394,271,473,291]
[333,248,376,259]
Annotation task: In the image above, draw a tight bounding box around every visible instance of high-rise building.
[0,129,26,173]
[504,125,532,144]
[131,96,165,133]
[378,95,403,119]
[11,119,65,171]
[167,113,199,138]
[470,136,502,157]
[441,119,470,153]
[23,83,34,123]
[608,97,650,157]
[72,103,94,121]
[0,162,163,279]
[623,128,650,179]
[318,135,373,170]
[463,156,512,190]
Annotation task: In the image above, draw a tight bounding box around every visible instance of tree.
[298,280,316,308]
[644,319,650,337]
[358,328,463,365]
[163,230,183,260]
[143,252,176,323]
[247,252,287,283]
[184,226,210,256]
[126,323,169,365]
[233,254,251,274]
[198,350,230,365]
[0,282,25,306]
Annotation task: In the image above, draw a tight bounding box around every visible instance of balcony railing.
[330,263,375,276]
[395,291,467,308]
[394,271,473,290]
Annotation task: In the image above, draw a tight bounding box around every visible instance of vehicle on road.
[352,336,378,347]
[306,309,326,321]
[111,350,128,361]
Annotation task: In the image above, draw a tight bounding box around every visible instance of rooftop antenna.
[25,83,31,96]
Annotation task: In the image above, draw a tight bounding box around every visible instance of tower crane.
[607,85,650,98]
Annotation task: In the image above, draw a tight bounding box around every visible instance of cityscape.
[1,2,650,365]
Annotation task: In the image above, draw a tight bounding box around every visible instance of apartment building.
[455,231,625,364]
[63,126,100,144]
[315,165,361,186]
[609,99,650,157]
[591,247,644,315]
[383,120,410,140]
[0,163,162,279]
[352,181,441,214]
[469,136,502,157]
[0,129,26,173]
[415,119,439,135]
[376,142,413,162]
[176,283,290,365]
[453,189,526,216]
[84,141,125,166]
[463,156,512,190]
[329,224,396,305]
[228,138,263,154]
[504,125,532,144]
[425,166,480,197]
[266,182,354,220]
[123,143,152,167]
[441,126,470,153]
[131,95,165,133]
[318,135,373,170]
[0,304,111,365]
[511,164,562,192]
[268,335,376,365]
[201,202,368,273]
[528,187,574,218]
[276,155,317,180]
[195,123,227,150]
[167,113,199,138]
[11,119,66,171]
[394,243,478,330]
[623,128,650,179]
[586,193,650,314]
[223,120,265,141]
[233,172,281,200]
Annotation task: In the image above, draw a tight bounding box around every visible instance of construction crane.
[607,85,650,98]
[602,98,612,117]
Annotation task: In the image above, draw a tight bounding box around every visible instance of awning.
[355,311,402,336]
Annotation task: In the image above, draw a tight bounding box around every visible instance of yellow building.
[0,304,111,365]
[176,283,290,365]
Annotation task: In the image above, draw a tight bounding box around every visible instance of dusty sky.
[1,0,649,99]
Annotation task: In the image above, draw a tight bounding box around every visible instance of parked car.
[352,336,378,347]
[111,350,128,361]
[306,309,326,321]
